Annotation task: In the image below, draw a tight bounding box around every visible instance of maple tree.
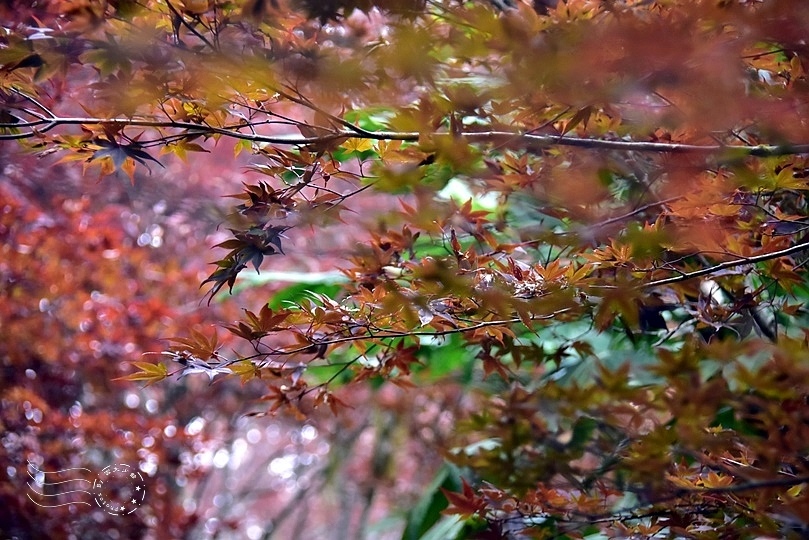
[4,0,809,537]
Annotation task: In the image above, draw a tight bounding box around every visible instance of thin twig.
[165,0,216,50]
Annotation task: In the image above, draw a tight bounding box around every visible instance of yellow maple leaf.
[114,361,168,387]
[701,472,733,489]
[231,360,261,384]
[341,137,374,153]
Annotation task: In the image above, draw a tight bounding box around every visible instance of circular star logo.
[92,463,146,516]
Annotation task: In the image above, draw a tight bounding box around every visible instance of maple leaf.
[231,360,261,384]
[114,361,168,387]
[701,471,734,489]
[441,479,488,518]
[91,139,164,176]
[341,137,374,153]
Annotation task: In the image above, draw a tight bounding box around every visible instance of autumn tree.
[4,0,809,537]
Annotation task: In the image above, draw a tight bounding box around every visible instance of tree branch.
[245,309,574,359]
[643,238,809,289]
[3,111,809,156]
[506,474,809,528]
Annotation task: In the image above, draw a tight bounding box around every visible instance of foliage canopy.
[4,0,809,537]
